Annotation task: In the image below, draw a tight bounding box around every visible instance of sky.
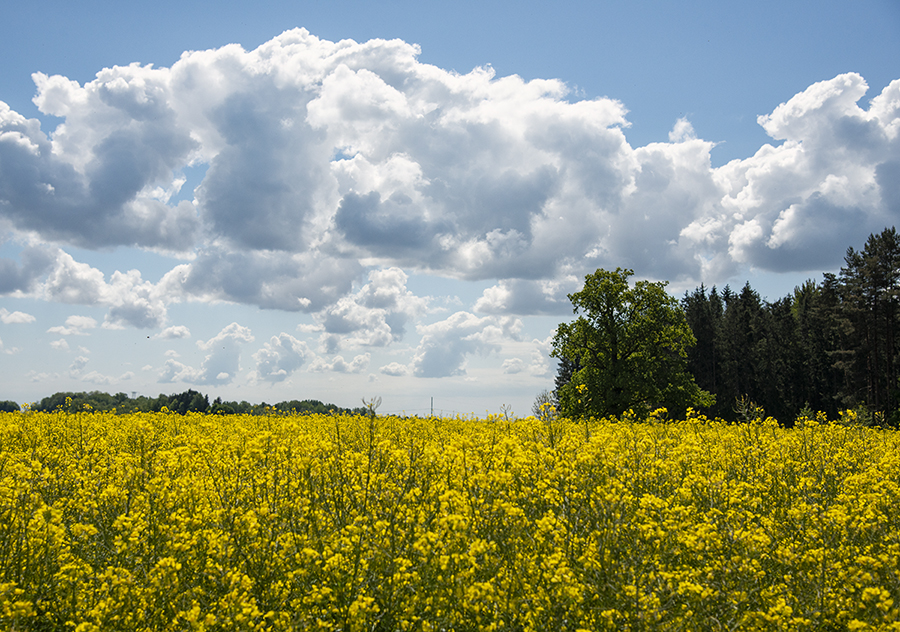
[1,0,899,416]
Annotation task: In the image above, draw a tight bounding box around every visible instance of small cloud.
[252,333,312,383]
[102,269,168,330]
[309,353,371,374]
[81,371,113,385]
[156,325,191,339]
[69,355,89,376]
[527,333,554,377]
[0,337,19,355]
[502,358,525,374]
[158,322,253,385]
[27,370,57,382]
[312,267,429,351]
[527,349,552,377]
[47,315,97,336]
[158,358,200,384]
[474,278,577,315]
[50,338,70,351]
[668,117,697,143]
[0,308,36,324]
[410,312,523,378]
[42,252,107,304]
[79,370,133,385]
[379,362,409,377]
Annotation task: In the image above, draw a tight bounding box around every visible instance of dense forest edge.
[4,227,900,427]
[674,225,900,427]
[551,226,900,428]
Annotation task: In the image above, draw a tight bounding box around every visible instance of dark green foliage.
[0,400,20,412]
[679,280,845,424]
[26,390,353,416]
[151,389,209,414]
[551,229,900,426]
[274,399,341,414]
[553,355,581,404]
[552,267,714,419]
[682,284,722,401]
[792,276,845,417]
[671,227,900,426]
[32,391,131,413]
[836,227,900,424]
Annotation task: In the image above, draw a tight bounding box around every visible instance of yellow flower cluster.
[0,408,898,630]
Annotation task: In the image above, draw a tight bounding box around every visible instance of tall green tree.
[552,268,713,418]
[682,284,723,407]
[755,295,805,422]
[839,227,900,423]
[792,276,844,418]
[713,283,765,417]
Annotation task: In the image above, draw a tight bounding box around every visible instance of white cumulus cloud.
[411,312,522,377]
[309,353,371,374]
[315,266,429,351]
[68,355,89,377]
[252,333,312,383]
[156,325,190,339]
[0,308,35,323]
[158,322,254,385]
[0,28,895,328]
[47,315,97,336]
[379,361,409,376]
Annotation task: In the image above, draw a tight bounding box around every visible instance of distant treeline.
[680,227,900,426]
[3,389,365,416]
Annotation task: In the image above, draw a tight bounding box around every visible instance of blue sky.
[1,0,899,415]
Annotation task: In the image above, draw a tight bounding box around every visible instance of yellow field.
[0,408,898,631]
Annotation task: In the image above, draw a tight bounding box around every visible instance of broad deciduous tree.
[552,268,713,418]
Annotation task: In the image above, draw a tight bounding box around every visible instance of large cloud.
[410,312,522,377]
[0,83,200,250]
[47,315,97,336]
[156,249,361,313]
[313,266,429,352]
[0,308,35,324]
[0,28,897,326]
[251,332,312,383]
[697,73,900,273]
[0,245,56,294]
[159,322,254,385]
[35,249,170,328]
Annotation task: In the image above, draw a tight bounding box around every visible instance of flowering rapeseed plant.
[0,408,898,630]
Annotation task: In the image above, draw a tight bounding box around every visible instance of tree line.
[681,227,900,426]
[7,389,364,416]
[554,227,900,427]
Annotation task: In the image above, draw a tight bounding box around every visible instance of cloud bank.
[1,28,899,384]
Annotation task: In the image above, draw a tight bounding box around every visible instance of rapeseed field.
[0,407,898,630]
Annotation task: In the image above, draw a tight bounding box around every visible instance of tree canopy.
[552,267,713,418]
[667,227,900,427]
